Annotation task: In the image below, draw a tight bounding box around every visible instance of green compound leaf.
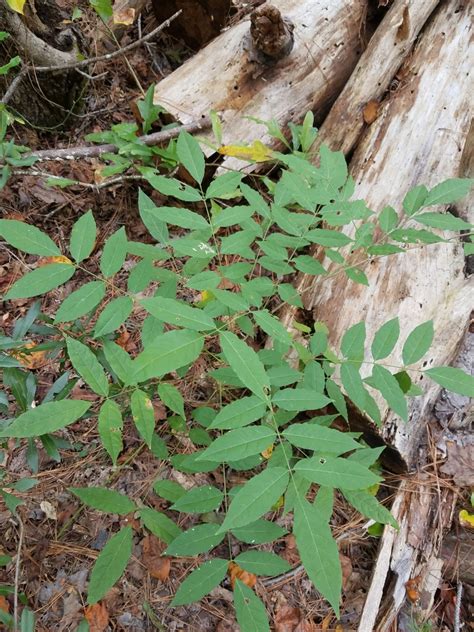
[413,212,473,231]
[66,337,109,397]
[103,339,134,384]
[234,580,270,632]
[218,467,289,533]
[0,400,90,438]
[0,219,61,256]
[87,526,132,604]
[54,280,105,323]
[131,389,155,448]
[70,487,135,514]
[170,485,223,513]
[139,507,182,544]
[402,184,428,216]
[70,210,96,262]
[293,495,341,617]
[422,178,473,207]
[220,331,270,400]
[343,490,398,529]
[283,423,361,456]
[208,396,268,430]
[141,296,216,331]
[176,129,205,184]
[171,558,228,606]
[165,523,225,556]
[234,551,291,576]
[99,227,127,278]
[371,364,408,421]
[5,263,75,300]
[272,388,331,411]
[371,317,400,361]
[199,426,276,463]
[98,399,123,465]
[231,519,287,544]
[402,320,434,365]
[131,329,204,384]
[153,480,186,503]
[252,310,292,346]
[294,456,381,490]
[341,321,366,361]
[93,296,133,338]
[157,382,185,418]
[424,367,474,397]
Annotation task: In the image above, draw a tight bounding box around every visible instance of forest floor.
[0,2,472,631]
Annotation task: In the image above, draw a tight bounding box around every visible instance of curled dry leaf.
[38,256,73,266]
[228,561,257,589]
[142,534,171,581]
[84,601,109,632]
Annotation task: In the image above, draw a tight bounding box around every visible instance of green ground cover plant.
[0,110,473,630]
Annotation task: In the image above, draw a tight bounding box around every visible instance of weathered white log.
[278,0,440,329]
[305,0,473,469]
[153,0,367,159]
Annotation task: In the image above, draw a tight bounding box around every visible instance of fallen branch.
[18,116,210,163]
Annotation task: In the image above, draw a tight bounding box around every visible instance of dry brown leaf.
[228,561,257,589]
[0,595,10,614]
[38,255,73,267]
[339,553,352,590]
[281,534,300,565]
[440,442,474,487]
[113,7,135,24]
[294,621,318,632]
[142,534,171,581]
[84,601,109,632]
[274,604,301,632]
[11,342,48,370]
[363,100,379,125]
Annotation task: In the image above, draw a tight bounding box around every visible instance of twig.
[0,72,24,105]
[13,515,25,632]
[19,116,210,163]
[30,11,182,73]
[454,581,463,632]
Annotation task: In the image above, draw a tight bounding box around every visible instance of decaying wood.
[154,0,367,157]
[248,4,294,63]
[305,0,473,468]
[277,0,440,333]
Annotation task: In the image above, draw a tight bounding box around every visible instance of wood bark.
[153,0,367,164]
[304,0,473,470]
[0,0,87,128]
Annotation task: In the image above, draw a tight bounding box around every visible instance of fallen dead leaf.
[38,256,73,266]
[440,442,474,487]
[281,534,300,565]
[11,342,48,369]
[84,601,109,632]
[294,621,318,632]
[274,603,302,632]
[405,575,421,603]
[339,553,353,590]
[113,6,135,24]
[40,500,57,520]
[228,561,257,589]
[142,534,171,581]
[0,595,10,614]
[363,100,379,125]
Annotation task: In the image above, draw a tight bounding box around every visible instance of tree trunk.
[0,0,87,129]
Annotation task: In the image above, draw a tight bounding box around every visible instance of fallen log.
[153,0,367,158]
[305,0,473,468]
